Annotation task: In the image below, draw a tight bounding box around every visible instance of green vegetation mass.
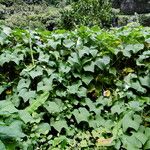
[0,23,150,149]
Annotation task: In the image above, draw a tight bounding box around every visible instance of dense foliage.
[0,0,113,30]
[0,1,61,30]
[0,23,150,149]
[61,0,112,29]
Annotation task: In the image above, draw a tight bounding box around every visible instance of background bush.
[61,0,112,29]
[0,0,113,30]
[0,0,62,30]
[0,23,150,149]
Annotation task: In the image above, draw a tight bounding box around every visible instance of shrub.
[61,0,112,29]
[0,23,150,149]
[0,1,61,30]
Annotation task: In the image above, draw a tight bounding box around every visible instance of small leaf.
[83,62,95,72]
[36,123,51,135]
[80,140,88,147]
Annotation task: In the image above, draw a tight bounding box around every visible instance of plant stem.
[29,20,35,66]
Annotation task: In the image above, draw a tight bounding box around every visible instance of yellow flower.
[103,90,111,97]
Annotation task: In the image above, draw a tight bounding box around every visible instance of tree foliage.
[61,0,112,29]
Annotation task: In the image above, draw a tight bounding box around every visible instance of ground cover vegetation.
[0,23,150,149]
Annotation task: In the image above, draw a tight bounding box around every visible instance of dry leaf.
[6,89,12,95]
[97,137,112,146]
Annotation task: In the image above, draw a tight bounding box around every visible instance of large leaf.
[95,56,110,70]
[0,140,6,150]
[19,110,34,123]
[0,100,18,114]
[122,112,140,132]
[44,101,61,113]
[36,123,51,135]
[73,107,90,124]
[51,119,68,132]
[0,121,26,138]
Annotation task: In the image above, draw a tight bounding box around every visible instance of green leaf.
[26,92,49,114]
[73,107,90,124]
[78,46,89,58]
[0,51,23,66]
[83,62,95,72]
[129,101,141,111]
[67,81,82,94]
[3,26,11,35]
[145,140,150,150]
[0,121,26,138]
[19,110,34,123]
[51,120,68,132]
[17,78,31,91]
[44,101,61,113]
[122,112,140,132]
[36,123,51,135]
[37,78,53,92]
[0,140,6,150]
[77,87,87,97]
[63,39,74,48]
[145,128,150,138]
[111,104,124,115]
[0,100,18,114]
[80,140,88,148]
[0,86,6,95]
[85,98,99,114]
[18,89,36,102]
[28,66,43,79]
[38,51,50,63]
[124,135,142,149]
[47,39,60,49]
[131,81,146,93]
[89,48,98,57]
[81,74,93,85]
[59,63,71,73]
[95,56,110,70]
[139,75,150,88]
[133,132,148,145]
[124,44,144,57]
[68,52,79,65]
